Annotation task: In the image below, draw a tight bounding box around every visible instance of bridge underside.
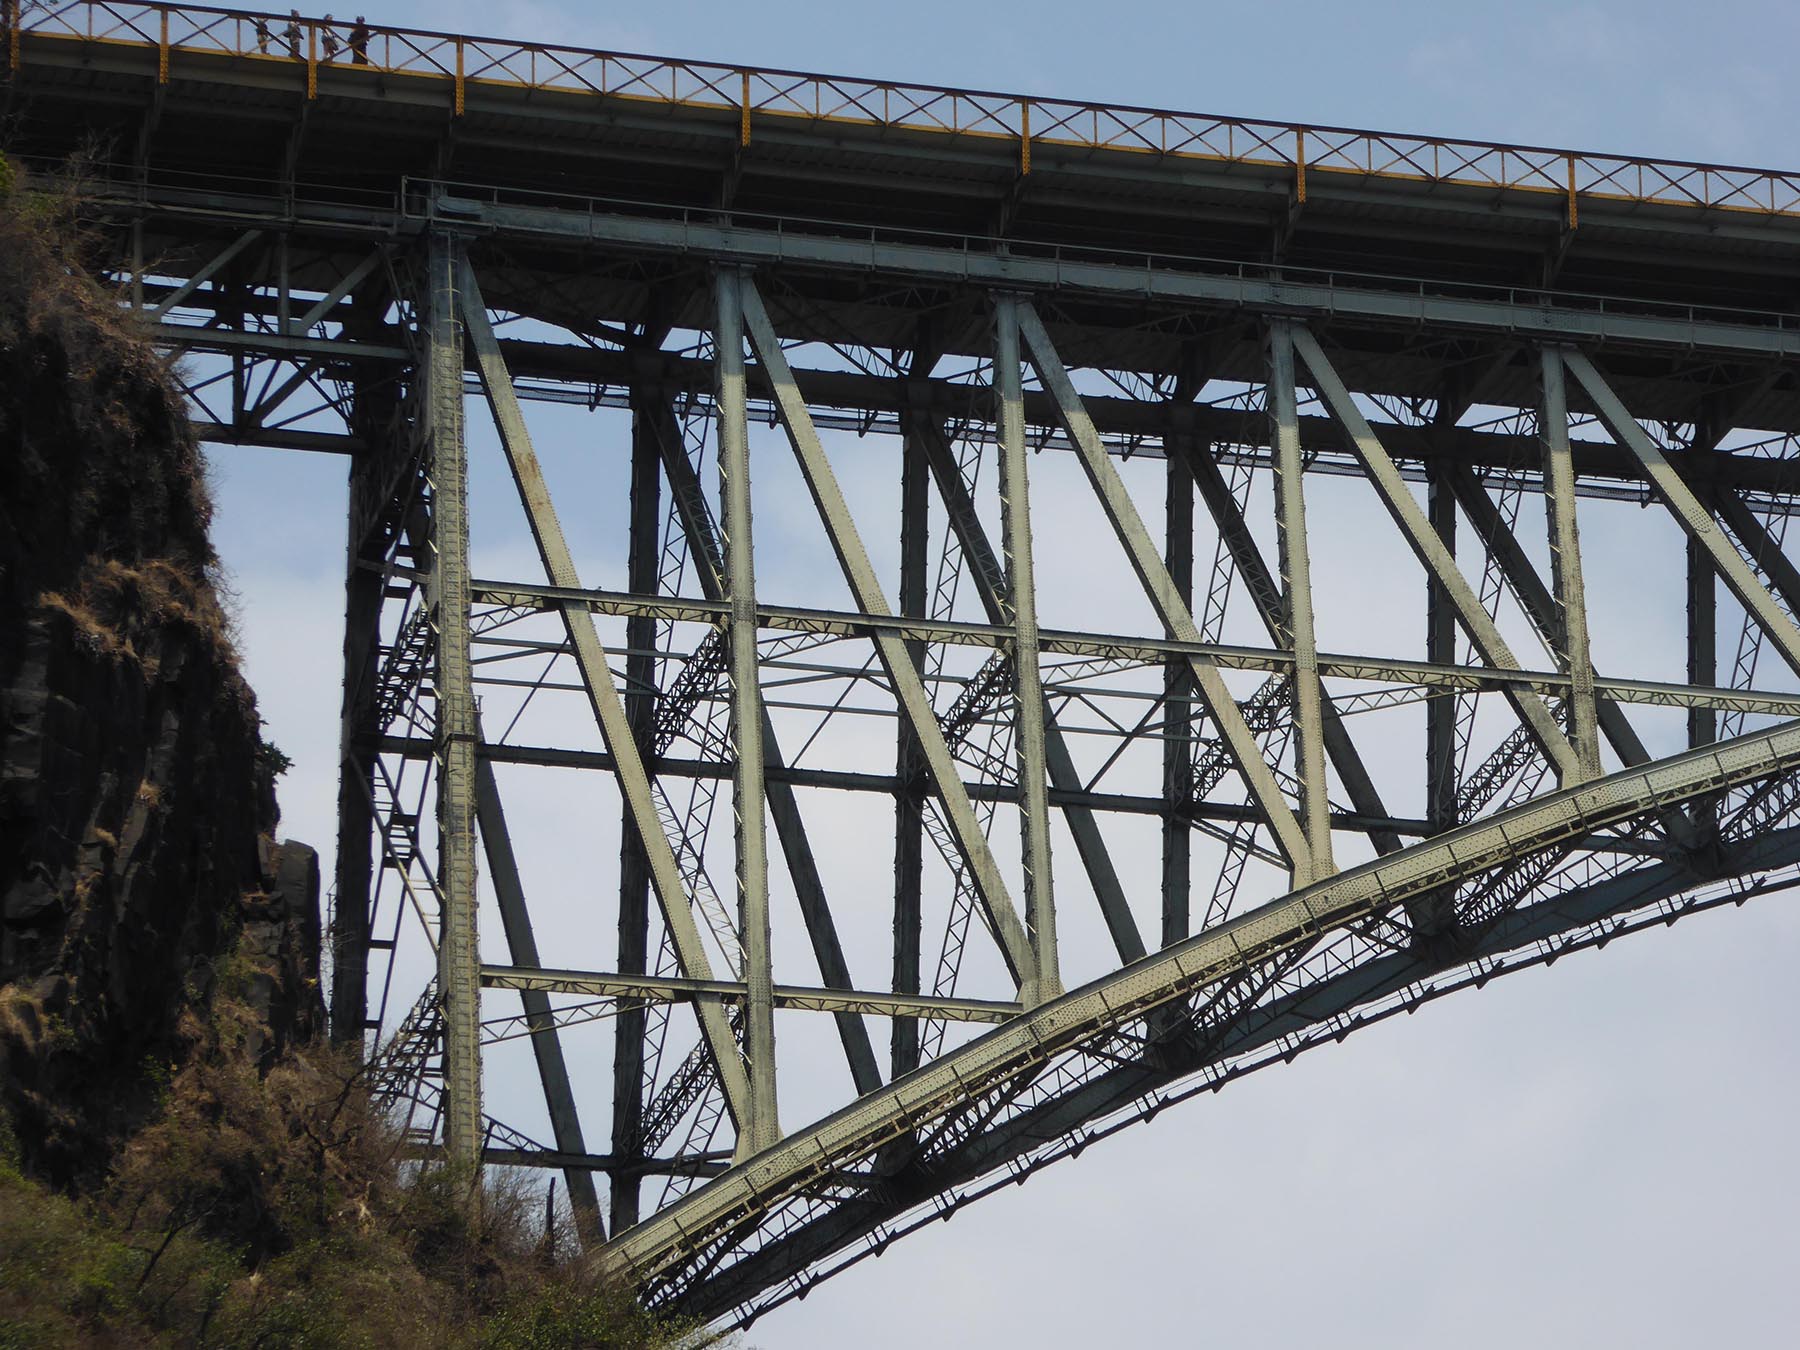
[10,7,1800,1328]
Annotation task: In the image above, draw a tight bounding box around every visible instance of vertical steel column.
[1268,322,1333,883]
[995,296,1060,1006]
[610,381,663,1230]
[276,232,291,335]
[717,270,779,1152]
[425,231,482,1171]
[332,266,405,1051]
[1539,349,1601,781]
[1688,535,1719,751]
[330,416,384,1048]
[130,219,145,313]
[1161,431,1195,946]
[1425,459,1458,832]
[893,401,930,1077]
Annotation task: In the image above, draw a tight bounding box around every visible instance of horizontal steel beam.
[193,420,362,454]
[480,1147,729,1178]
[480,965,1023,1025]
[165,322,1800,504]
[157,323,410,361]
[435,195,1800,358]
[468,579,1800,715]
[378,735,1434,835]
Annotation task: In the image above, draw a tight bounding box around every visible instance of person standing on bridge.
[349,16,369,64]
[253,16,270,54]
[283,10,300,60]
[321,14,339,62]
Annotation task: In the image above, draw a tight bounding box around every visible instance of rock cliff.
[0,161,680,1349]
[0,169,322,1187]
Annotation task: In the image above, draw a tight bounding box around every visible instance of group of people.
[2,6,374,67]
[252,11,371,64]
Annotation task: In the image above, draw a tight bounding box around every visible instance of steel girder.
[70,171,1800,1327]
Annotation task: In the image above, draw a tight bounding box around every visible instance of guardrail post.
[158,9,168,84]
[1020,100,1031,175]
[1295,126,1307,204]
[306,21,316,98]
[454,37,465,116]
[740,69,751,146]
[8,0,21,74]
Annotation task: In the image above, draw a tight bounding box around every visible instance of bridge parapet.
[12,1,1800,219]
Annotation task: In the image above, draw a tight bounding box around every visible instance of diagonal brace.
[1016,302,1315,875]
[1565,346,1800,681]
[472,732,604,1244]
[1446,463,1653,769]
[150,228,262,319]
[1288,325,1582,783]
[1179,444,1402,857]
[457,261,755,1131]
[914,420,1147,963]
[738,279,1034,985]
[645,396,886,1095]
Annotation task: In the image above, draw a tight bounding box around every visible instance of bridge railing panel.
[14,2,1800,217]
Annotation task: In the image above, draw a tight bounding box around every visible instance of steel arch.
[608,721,1800,1317]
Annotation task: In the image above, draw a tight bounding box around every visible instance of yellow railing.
[11,0,1800,220]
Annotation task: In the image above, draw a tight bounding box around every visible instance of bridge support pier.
[330,398,386,1049]
[995,296,1061,1005]
[426,232,484,1174]
[609,380,666,1233]
[716,270,780,1154]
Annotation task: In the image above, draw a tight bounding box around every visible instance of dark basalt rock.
[0,186,322,1185]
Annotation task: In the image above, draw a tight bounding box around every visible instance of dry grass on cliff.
[39,556,242,680]
[0,942,693,1349]
[0,149,208,503]
[0,152,696,1349]
[0,153,225,643]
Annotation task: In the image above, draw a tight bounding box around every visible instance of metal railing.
[12,1,1800,220]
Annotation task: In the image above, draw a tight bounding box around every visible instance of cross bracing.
[12,8,1800,1330]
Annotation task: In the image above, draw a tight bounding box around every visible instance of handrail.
[12,1,1800,220]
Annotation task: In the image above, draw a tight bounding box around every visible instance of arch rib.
[600,718,1800,1297]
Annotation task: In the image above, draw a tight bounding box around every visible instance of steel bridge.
[10,1,1800,1328]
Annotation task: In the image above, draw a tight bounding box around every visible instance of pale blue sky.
[196,3,1800,1346]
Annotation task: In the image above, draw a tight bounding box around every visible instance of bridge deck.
[10,5,1800,436]
[9,3,1800,296]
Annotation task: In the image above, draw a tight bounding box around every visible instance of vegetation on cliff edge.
[0,154,697,1348]
[0,959,690,1347]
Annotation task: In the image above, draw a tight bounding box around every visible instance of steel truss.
[39,154,1800,1327]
